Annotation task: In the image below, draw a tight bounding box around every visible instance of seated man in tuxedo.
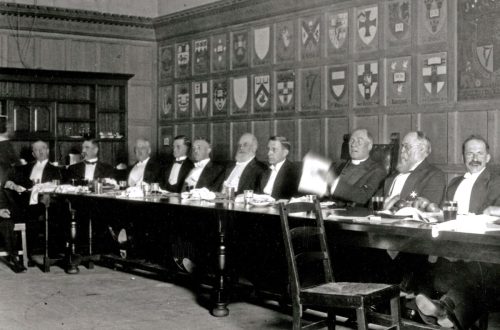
[258,136,299,199]
[0,183,26,273]
[383,131,446,206]
[127,138,161,187]
[65,138,114,183]
[162,135,194,193]
[5,140,61,191]
[326,128,386,206]
[222,133,267,195]
[415,135,500,329]
[183,137,224,192]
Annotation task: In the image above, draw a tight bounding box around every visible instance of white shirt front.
[223,157,254,190]
[185,158,210,188]
[84,158,98,181]
[128,157,150,187]
[453,168,485,214]
[30,159,48,183]
[168,156,187,185]
[263,159,286,195]
[387,160,424,199]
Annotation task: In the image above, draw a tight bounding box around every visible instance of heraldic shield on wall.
[159,85,173,119]
[355,4,379,53]
[175,83,191,118]
[160,45,174,81]
[275,20,295,63]
[254,74,271,112]
[276,70,295,112]
[419,52,447,104]
[301,67,321,111]
[175,41,191,78]
[232,76,249,114]
[232,30,249,69]
[326,10,348,57]
[211,33,228,72]
[387,56,411,105]
[356,60,380,107]
[193,38,210,75]
[458,1,500,100]
[193,81,209,117]
[385,0,411,48]
[418,0,447,45]
[327,65,349,109]
[300,15,321,60]
[159,126,173,149]
[253,26,271,66]
[212,78,228,116]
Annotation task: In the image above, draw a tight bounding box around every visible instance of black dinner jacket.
[445,168,500,214]
[332,158,387,205]
[162,158,194,193]
[9,161,62,189]
[65,160,114,182]
[190,160,224,192]
[258,159,300,200]
[127,158,162,184]
[382,159,446,204]
[222,158,267,194]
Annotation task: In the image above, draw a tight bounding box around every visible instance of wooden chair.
[0,223,28,269]
[278,200,401,330]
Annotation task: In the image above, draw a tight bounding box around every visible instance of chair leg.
[356,307,368,330]
[390,296,402,330]
[292,303,302,330]
[20,227,28,269]
[327,309,336,330]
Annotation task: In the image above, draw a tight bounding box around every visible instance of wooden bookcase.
[0,68,133,166]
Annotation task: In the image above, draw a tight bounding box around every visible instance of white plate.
[249,200,273,207]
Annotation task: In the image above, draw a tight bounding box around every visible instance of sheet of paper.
[298,151,333,196]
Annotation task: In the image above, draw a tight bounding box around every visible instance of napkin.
[181,188,216,200]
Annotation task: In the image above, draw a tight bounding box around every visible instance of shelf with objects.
[0,68,133,166]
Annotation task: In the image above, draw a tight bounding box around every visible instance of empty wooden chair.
[278,200,401,330]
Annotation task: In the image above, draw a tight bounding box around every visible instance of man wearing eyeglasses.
[326,128,387,206]
[415,135,500,329]
[383,131,446,207]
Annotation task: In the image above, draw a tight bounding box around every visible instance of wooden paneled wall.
[0,4,156,164]
[155,0,500,181]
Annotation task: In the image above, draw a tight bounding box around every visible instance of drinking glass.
[244,190,254,204]
[443,201,458,221]
[371,196,384,212]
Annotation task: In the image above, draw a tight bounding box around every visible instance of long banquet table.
[42,191,500,317]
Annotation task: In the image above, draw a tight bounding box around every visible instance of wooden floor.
[0,261,353,330]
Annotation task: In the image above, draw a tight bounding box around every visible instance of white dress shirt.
[223,157,254,190]
[168,156,187,185]
[185,158,210,188]
[453,168,485,214]
[387,159,424,199]
[263,159,286,195]
[128,157,150,187]
[84,158,98,181]
[30,159,48,183]
[330,157,368,195]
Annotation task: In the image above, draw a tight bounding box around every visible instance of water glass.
[443,201,458,221]
[371,196,384,212]
[151,182,160,194]
[119,180,127,190]
[244,190,253,204]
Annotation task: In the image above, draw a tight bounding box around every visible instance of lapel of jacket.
[41,163,49,182]
[469,169,490,213]
[237,159,254,191]
[384,173,397,197]
[271,160,288,196]
[196,161,211,188]
[400,160,428,199]
[446,175,464,201]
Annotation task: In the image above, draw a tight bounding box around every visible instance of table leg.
[212,216,229,317]
[43,203,50,272]
[65,204,80,274]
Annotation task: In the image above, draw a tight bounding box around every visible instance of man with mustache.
[383,131,446,206]
[415,135,500,329]
[221,133,267,195]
